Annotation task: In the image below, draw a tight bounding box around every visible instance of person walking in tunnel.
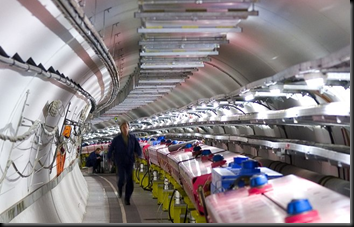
[86,147,102,173]
[107,121,142,205]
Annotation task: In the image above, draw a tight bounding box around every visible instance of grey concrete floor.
[81,170,171,224]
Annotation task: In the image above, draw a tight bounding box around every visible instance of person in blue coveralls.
[107,121,142,205]
[86,148,102,173]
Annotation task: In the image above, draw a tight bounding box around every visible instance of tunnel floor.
[81,170,172,224]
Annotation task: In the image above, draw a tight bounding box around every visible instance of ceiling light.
[269,85,283,94]
[326,72,350,81]
[138,79,185,83]
[140,69,198,73]
[138,27,242,33]
[140,51,218,56]
[141,62,204,68]
[304,73,326,88]
[243,92,254,101]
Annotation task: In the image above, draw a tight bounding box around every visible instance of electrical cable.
[183,204,188,223]
[198,185,209,223]
[168,189,177,223]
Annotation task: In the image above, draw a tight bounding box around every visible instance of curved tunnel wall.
[7,162,88,223]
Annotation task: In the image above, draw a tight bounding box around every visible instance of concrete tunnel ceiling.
[79,0,350,131]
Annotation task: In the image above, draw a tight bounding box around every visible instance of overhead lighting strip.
[139,0,257,4]
[135,11,258,20]
[140,69,198,73]
[138,27,242,33]
[141,62,204,68]
[134,85,176,89]
[139,75,188,80]
[130,89,172,93]
[140,50,218,56]
[141,57,211,63]
[142,43,220,49]
[139,39,229,45]
[138,79,185,84]
[128,94,166,97]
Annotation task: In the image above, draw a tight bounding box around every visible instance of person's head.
[120,121,130,136]
[95,148,101,154]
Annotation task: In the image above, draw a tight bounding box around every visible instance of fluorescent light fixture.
[305,78,325,88]
[139,0,254,4]
[139,75,187,80]
[269,85,282,94]
[142,43,221,49]
[140,69,198,73]
[130,89,171,93]
[139,79,185,83]
[141,57,210,63]
[120,100,155,103]
[282,84,324,91]
[301,72,326,88]
[140,51,218,56]
[254,92,292,97]
[135,11,257,20]
[139,38,229,45]
[244,92,254,101]
[135,85,175,88]
[138,27,242,33]
[141,62,204,68]
[125,97,158,101]
[326,72,350,81]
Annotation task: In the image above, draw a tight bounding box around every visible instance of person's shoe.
[124,199,130,205]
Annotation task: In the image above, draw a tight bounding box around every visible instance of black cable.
[168,189,177,223]
[141,169,153,191]
[324,126,335,144]
[146,164,154,188]
[183,204,188,223]
[198,185,209,223]
[140,170,148,187]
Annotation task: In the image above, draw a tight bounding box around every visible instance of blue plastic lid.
[212,154,224,162]
[287,199,313,215]
[166,139,172,143]
[241,160,258,169]
[185,143,192,148]
[250,174,268,188]
[161,139,166,143]
[201,149,212,156]
[172,140,178,144]
[150,138,155,141]
[234,156,249,165]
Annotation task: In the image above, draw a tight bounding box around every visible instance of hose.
[168,189,177,223]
